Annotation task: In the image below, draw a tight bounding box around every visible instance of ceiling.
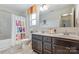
[39,4,75,16]
[0,4,75,16]
[0,4,32,13]
[0,4,73,13]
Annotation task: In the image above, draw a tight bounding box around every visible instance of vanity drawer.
[43,42,51,51]
[54,38,72,47]
[32,34,42,40]
[69,41,79,47]
[54,45,70,54]
[43,36,51,43]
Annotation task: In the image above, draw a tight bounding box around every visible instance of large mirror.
[39,4,75,28]
[60,8,75,27]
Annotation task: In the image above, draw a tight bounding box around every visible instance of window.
[32,13,36,19]
[31,19,36,25]
[30,13,37,26]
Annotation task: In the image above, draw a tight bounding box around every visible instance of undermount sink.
[52,33,79,37]
[69,34,79,37]
[52,33,64,36]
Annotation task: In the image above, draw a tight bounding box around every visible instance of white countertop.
[32,33,79,41]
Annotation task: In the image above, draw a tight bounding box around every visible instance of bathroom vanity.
[32,33,79,54]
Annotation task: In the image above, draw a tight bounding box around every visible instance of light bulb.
[40,4,48,11]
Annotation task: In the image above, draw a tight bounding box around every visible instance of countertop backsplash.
[31,27,79,36]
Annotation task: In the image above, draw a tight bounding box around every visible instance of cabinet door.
[70,47,78,54]
[54,45,70,54]
[32,39,42,53]
[32,39,38,50]
[43,42,51,51]
[37,41,42,53]
[69,41,79,54]
[43,36,51,43]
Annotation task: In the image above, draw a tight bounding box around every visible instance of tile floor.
[0,45,36,54]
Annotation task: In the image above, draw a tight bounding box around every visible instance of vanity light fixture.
[62,13,68,16]
[69,13,73,15]
[62,13,72,16]
[40,4,48,11]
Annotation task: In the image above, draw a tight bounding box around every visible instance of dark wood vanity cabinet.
[52,38,70,54]
[32,34,43,53]
[43,36,52,54]
[54,45,70,54]
[52,37,79,54]
[32,34,79,54]
[69,41,79,54]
